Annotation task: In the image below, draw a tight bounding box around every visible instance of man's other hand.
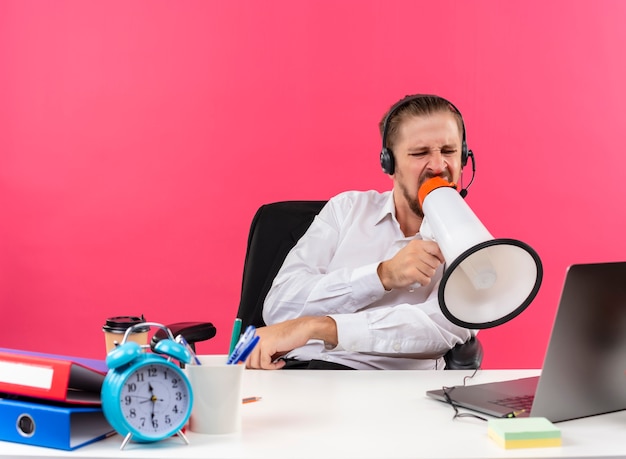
[245,316,338,370]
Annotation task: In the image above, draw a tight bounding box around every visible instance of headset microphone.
[459,150,476,198]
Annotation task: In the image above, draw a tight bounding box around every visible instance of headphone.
[379,94,476,197]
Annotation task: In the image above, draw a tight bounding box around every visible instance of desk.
[2,369,626,459]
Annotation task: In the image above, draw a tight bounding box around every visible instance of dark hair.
[379,95,464,150]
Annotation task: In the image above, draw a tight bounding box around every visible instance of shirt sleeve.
[329,288,476,356]
[263,201,387,325]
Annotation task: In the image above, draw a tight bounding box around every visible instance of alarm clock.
[101,322,194,449]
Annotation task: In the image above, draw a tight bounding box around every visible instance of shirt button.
[371,296,377,301]
[393,342,401,352]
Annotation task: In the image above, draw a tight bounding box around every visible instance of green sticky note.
[488,417,561,449]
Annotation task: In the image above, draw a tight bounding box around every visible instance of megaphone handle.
[408,261,447,293]
[409,216,433,292]
[420,216,435,242]
[408,282,421,293]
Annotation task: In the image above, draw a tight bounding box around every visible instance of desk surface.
[3,369,626,459]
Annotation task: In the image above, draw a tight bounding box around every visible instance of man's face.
[392,111,464,218]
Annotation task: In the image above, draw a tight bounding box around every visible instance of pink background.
[2,1,625,368]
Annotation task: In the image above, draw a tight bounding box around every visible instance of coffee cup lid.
[102,315,149,333]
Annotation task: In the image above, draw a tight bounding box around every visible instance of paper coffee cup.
[102,315,149,354]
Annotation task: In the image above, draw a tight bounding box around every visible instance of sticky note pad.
[487,417,561,449]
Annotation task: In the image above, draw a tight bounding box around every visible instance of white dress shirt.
[263,190,475,370]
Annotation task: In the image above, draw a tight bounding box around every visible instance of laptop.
[426,261,626,422]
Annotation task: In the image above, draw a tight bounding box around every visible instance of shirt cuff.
[327,312,371,352]
[349,262,386,306]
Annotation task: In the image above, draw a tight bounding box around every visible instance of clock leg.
[120,433,133,450]
[177,429,190,445]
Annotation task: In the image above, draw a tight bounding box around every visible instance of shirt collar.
[375,190,423,239]
[374,190,396,225]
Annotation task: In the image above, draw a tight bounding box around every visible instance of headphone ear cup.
[461,141,469,167]
[380,148,395,175]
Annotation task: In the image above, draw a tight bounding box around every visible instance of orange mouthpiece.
[418,177,458,206]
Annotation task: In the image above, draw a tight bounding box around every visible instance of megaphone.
[418,177,543,329]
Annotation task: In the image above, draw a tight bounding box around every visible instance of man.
[246,94,475,370]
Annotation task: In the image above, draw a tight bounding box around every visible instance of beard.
[398,170,454,219]
[400,181,424,218]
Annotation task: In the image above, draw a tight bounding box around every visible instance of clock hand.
[147,382,161,418]
[130,382,154,405]
[147,382,157,414]
[147,381,165,402]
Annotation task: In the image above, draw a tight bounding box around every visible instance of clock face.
[119,361,192,439]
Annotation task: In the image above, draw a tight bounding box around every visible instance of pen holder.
[186,355,245,435]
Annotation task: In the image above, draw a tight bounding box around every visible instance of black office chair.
[236,201,483,370]
[152,321,216,352]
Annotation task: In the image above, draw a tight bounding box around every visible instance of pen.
[175,335,201,365]
[234,335,260,364]
[242,396,262,404]
[229,318,242,355]
[504,409,526,418]
[227,326,257,364]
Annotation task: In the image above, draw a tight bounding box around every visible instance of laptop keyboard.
[490,394,534,412]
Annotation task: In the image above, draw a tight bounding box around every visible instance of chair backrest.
[236,201,327,330]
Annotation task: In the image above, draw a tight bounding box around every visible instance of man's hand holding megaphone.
[376,239,444,291]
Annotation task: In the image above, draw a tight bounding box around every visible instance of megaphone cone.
[419,177,543,329]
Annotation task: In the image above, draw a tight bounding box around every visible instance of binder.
[0,348,108,405]
[0,396,115,450]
